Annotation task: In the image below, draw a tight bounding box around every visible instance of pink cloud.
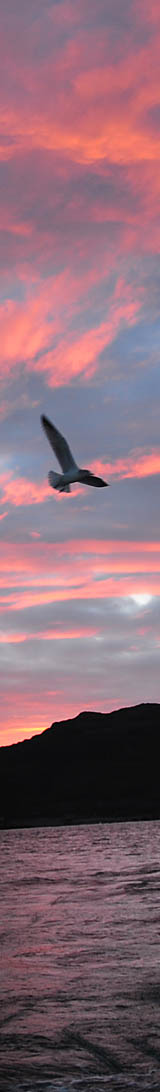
[30,531,41,539]
[0,1,159,301]
[0,473,50,507]
[0,471,83,509]
[0,537,160,575]
[40,288,141,388]
[0,577,158,613]
[91,449,160,481]
[0,536,159,612]
[0,272,141,387]
[0,8,159,177]
[0,625,99,644]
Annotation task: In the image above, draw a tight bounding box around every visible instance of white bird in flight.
[41,415,109,493]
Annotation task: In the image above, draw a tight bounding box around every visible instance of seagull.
[41,414,109,493]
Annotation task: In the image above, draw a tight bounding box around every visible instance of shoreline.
[1,810,160,831]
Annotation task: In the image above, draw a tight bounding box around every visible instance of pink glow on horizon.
[1,691,125,748]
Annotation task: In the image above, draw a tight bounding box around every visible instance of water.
[0,821,160,1092]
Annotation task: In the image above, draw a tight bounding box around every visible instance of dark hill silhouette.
[0,703,160,827]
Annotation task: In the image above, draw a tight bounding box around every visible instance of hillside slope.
[0,703,160,826]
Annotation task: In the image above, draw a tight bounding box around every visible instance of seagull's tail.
[48,471,70,494]
[48,470,61,490]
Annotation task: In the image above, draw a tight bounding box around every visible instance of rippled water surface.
[0,820,160,1091]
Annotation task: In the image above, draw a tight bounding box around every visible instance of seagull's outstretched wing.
[41,415,77,472]
[80,471,108,488]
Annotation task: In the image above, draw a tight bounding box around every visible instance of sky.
[0,0,160,746]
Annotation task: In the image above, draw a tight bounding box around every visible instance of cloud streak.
[0,272,142,388]
[0,539,159,617]
[92,450,160,481]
